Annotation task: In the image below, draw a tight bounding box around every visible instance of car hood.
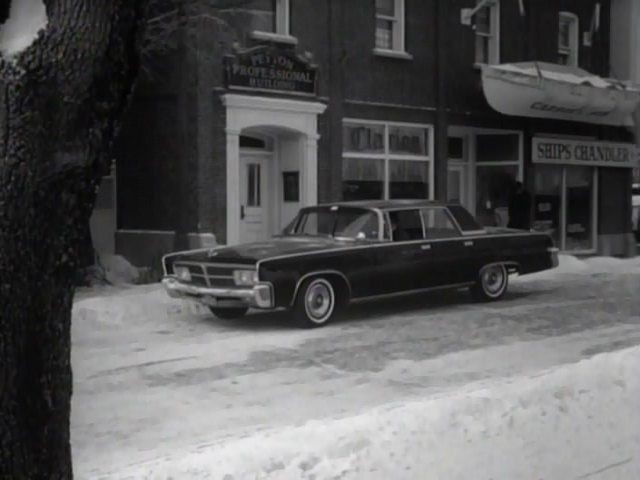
[171,236,357,265]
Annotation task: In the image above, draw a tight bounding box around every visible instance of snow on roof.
[491,62,640,92]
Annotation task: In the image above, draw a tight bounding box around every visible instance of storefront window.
[565,167,595,251]
[342,158,384,200]
[343,123,385,154]
[532,165,597,252]
[532,165,562,248]
[476,134,520,163]
[342,120,432,201]
[389,159,429,199]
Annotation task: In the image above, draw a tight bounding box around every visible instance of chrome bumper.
[161,276,274,309]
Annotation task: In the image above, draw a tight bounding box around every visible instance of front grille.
[175,261,253,288]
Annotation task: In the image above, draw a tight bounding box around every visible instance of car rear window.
[421,208,460,239]
[447,205,483,232]
[388,209,424,241]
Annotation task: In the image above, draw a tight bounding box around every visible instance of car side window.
[421,208,460,239]
[388,209,425,242]
[447,204,484,232]
[298,211,333,235]
[335,211,380,240]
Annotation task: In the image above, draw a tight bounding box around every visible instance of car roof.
[313,199,449,211]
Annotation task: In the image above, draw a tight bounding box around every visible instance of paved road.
[70,267,640,479]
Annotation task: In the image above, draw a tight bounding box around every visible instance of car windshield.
[285,206,380,240]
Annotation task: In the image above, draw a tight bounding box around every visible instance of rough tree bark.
[0,1,147,478]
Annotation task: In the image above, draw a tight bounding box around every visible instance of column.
[226,128,241,245]
[303,133,320,206]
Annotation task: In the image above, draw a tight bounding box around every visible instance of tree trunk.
[0,1,147,477]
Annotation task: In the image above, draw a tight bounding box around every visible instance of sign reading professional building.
[224,45,318,96]
[532,137,639,168]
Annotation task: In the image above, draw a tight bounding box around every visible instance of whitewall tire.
[293,277,340,328]
[470,264,509,302]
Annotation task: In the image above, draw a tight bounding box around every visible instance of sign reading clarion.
[532,137,639,168]
[224,46,318,96]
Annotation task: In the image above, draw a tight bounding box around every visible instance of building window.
[342,120,433,201]
[250,0,290,36]
[474,0,500,65]
[375,0,405,52]
[558,12,579,66]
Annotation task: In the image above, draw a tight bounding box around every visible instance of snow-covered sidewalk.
[110,345,640,480]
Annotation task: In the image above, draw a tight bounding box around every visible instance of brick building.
[97,0,640,266]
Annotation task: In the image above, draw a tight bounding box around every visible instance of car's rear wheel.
[208,306,248,319]
[470,264,508,302]
[292,277,343,328]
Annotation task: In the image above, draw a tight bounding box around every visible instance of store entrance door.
[239,152,271,243]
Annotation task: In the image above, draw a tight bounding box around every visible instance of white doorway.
[222,94,326,246]
[239,152,271,242]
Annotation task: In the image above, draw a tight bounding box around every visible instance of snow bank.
[110,346,640,480]
[99,254,142,286]
[516,254,640,282]
[73,285,208,327]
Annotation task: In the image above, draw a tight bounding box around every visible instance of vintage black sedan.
[162,200,559,328]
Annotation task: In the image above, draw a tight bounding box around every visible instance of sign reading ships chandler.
[532,137,639,168]
[224,46,318,96]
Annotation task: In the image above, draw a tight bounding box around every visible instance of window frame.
[374,0,407,54]
[386,208,426,242]
[447,126,524,220]
[420,207,462,239]
[473,0,500,66]
[532,165,598,254]
[250,0,296,44]
[342,118,435,202]
[558,11,579,67]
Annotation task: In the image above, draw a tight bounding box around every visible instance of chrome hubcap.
[483,266,505,295]
[305,281,334,322]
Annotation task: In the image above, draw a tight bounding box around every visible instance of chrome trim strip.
[256,231,551,268]
[161,247,216,275]
[350,282,475,303]
[174,261,255,270]
[162,277,274,309]
[288,270,353,307]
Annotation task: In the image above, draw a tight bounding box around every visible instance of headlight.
[233,269,259,286]
[173,266,191,282]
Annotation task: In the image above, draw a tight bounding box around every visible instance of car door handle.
[464,240,474,247]
[240,205,245,220]
[420,244,432,251]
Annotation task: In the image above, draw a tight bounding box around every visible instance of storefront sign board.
[532,137,639,168]
[224,45,318,96]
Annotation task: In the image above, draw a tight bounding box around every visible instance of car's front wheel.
[292,277,342,328]
[470,263,509,302]
[208,306,249,319]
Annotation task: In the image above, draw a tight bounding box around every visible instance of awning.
[481,62,640,127]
